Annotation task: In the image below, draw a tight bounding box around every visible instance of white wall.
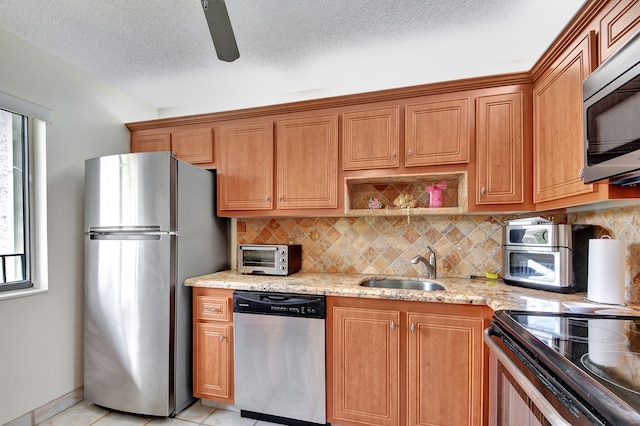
[0,29,157,424]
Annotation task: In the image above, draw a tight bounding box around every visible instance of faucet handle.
[427,246,436,258]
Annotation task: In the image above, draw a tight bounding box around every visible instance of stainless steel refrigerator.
[83,152,229,417]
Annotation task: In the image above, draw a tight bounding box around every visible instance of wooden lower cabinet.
[330,304,401,426]
[407,313,485,426]
[327,297,490,426]
[193,288,234,403]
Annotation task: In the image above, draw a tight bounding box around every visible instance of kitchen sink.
[359,279,445,291]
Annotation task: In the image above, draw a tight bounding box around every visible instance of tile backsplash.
[237,204,640,302]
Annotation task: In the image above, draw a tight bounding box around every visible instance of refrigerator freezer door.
[84,233,174,416]
[84,152,175,231]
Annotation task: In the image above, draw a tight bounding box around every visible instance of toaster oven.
[238,244,302,276]
[502,224,594,293]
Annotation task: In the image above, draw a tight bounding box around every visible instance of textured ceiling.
[0,0,586,117]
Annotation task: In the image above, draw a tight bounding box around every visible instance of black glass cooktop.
[493,310,640,425]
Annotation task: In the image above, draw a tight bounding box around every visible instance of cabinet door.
[131,132,171,153]
[476,92,524,204]
[598,0,640,63]
[343,106,400,170]
[331,306,401,426]
[407,313,484,426]
[194,323,233,401]
[405,98,470,166]
[533,32,597,203]
[218,122,274,211]
[276,114,338,209]
[171,128,213,164]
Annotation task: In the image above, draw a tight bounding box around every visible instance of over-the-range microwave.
[583,30,640,185]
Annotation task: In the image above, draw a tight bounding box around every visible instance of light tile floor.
[38,400,282,426]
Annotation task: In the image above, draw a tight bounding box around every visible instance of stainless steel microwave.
[583,31,640,185]
[238,244,302,275]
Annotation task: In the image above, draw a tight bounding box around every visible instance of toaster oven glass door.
[242,248,277,268]
[507,252,556,283]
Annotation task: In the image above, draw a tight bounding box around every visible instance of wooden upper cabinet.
[131,133,171,153]
[533,32,597,204]
[171,128,213,164]
[598,0,640,63]
[330,305,401,426]
[405,97,470,166]
[131,128,214,166]
[407,312,485,426]
[276,114,339,209]
[342,106,400,170]
[218,121,274,211]
[476,91,525,205]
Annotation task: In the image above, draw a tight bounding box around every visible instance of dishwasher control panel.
[233,290,325,319]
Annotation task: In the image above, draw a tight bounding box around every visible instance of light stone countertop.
[185,270,640,314]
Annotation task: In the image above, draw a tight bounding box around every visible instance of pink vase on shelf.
[425,181,447,208]
[428,188,443,208]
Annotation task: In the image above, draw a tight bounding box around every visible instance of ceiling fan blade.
[201,0,240,62]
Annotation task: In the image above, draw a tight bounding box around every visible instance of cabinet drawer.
[196,295,231,322]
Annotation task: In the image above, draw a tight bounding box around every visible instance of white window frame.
[0,91,51,300]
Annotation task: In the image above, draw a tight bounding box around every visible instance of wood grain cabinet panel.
[342,106,400,170]
[131,132,171,153]
[476,92,524,205]
[599,0,640,63]
[330,305,401,426]
[405,98,470,166]
[217,121,274,211]
[276,114,339,209]
[407,313,485,426]
[193,323,233,400]
[171,128,213,164]
[193,288,234,403]
[328,297,488,426]
[130,128,214,167]
[533,32,597,204]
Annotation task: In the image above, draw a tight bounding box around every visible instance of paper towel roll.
[587,237,626,305]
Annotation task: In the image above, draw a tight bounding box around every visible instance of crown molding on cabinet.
[125,72,532,131]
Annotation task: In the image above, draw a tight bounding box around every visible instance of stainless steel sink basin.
[359,279,445,291]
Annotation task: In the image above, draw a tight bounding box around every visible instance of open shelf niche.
[345,172,468,216]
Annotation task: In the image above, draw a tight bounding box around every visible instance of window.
[0,91,50,298]
[0,109,30,291]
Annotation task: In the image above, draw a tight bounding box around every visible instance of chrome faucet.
[411,247,437,279]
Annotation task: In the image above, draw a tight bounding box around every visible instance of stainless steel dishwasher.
[233,290,326,426]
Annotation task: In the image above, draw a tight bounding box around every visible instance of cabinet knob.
[481,186,486,197]
[411,322,416,334]
[391,320,396,331]
[391,151,397,159]
[407,149,414,158]
[265,195,270,202]
[219,334,225,342]
[578,167,585,181]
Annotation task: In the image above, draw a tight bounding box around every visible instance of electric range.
[489,310,640,425]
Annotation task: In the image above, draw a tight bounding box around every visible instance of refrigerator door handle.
[88,233,171,241]
[87,225,176,240]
